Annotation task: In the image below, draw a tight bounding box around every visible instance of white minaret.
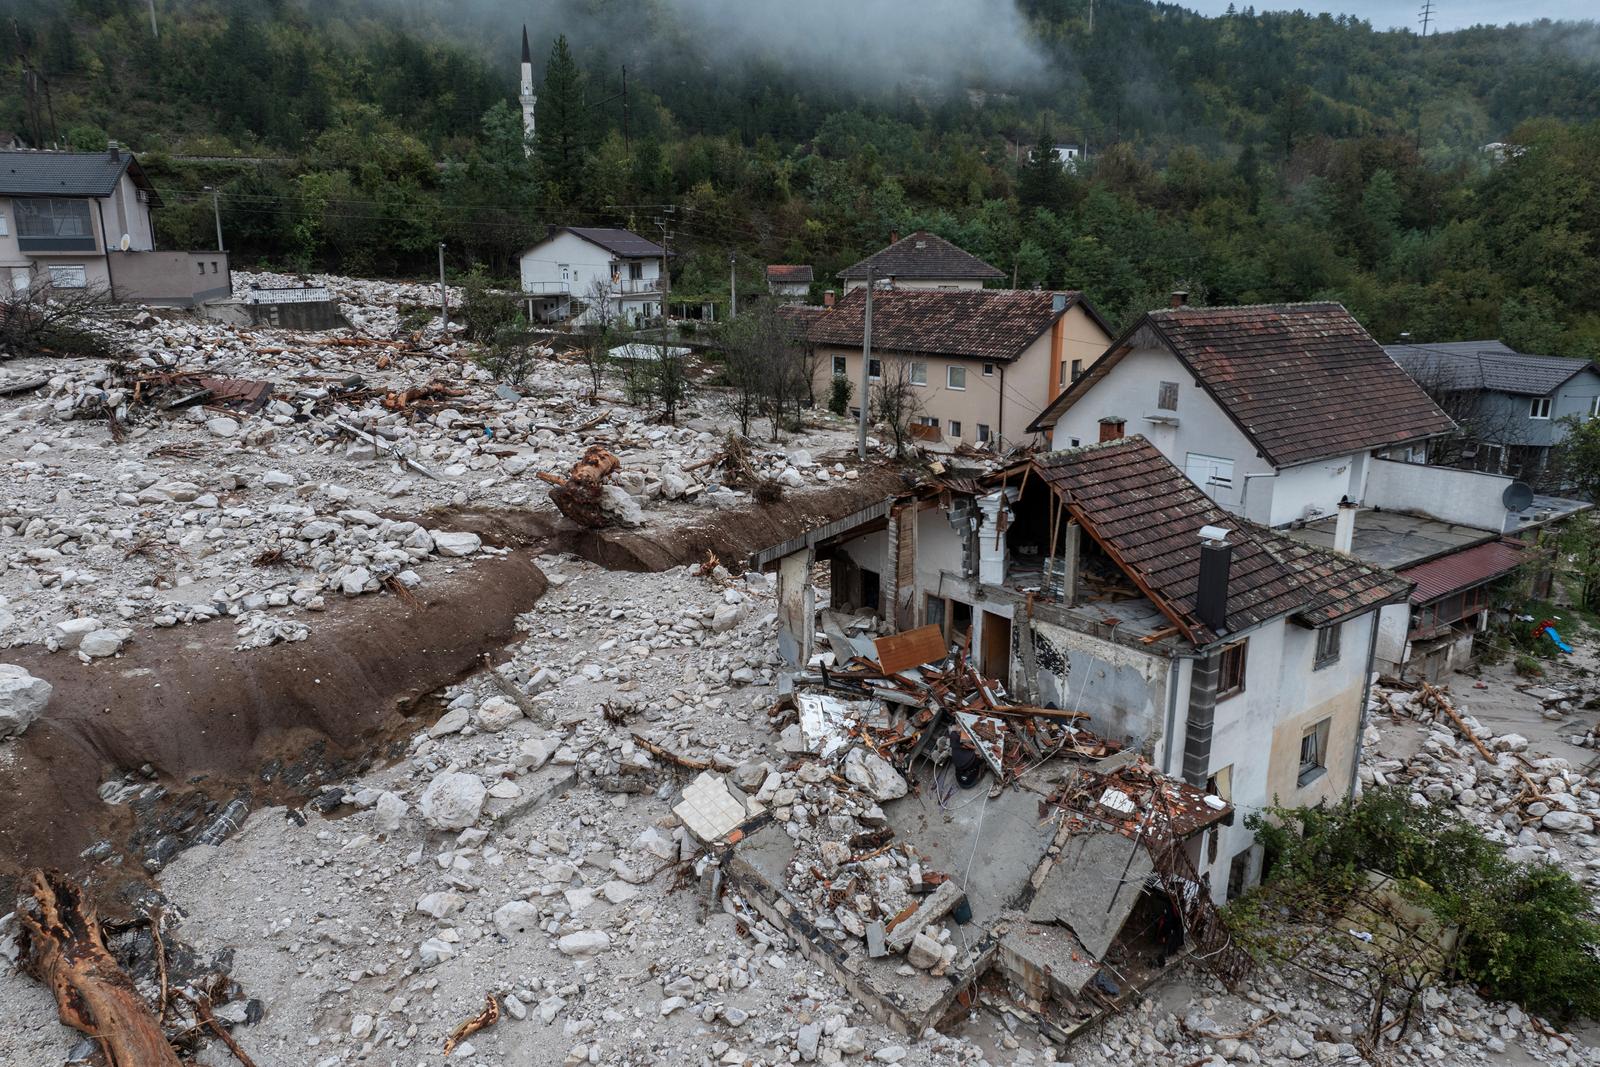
[520,26,537,156]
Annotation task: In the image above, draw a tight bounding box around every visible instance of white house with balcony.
[0,145,229,306]
[517,226,668,327]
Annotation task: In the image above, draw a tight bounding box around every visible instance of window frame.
[868,357,882,381]
[47,264,88,289]
[1298,718,1331,786]
[1158,381,1179,411]
[976,423,991,443]
[831,355,848,377]
[909,362,928,387]
[1070,358,1084,381]
[946,365,966,391]
[1217,639,1248,700]
[982,362,995,377]
[1590,395,1600,420]
[948,419,962,438]
[1314,624,1341,669]
[1529,396,1552,420]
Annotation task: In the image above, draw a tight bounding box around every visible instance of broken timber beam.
[15,869,183,1067]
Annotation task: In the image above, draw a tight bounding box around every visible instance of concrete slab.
[1026,831,1153,960]
[998,922,1101,1000]
[1287,509,1493,570]
[488,764,579,825]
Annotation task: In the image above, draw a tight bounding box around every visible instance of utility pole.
[655,213,673,326]
[621,65,630,152]
[437,243,448,332]
[729,252,737,319]
[1418,0,1435,38]
[205,186,224,252]
[147,0,159,38]
[1088,0,1094,34]
[858,269,874,461]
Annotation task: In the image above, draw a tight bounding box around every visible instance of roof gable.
[1031,303,1456,466]
[786,287,1085,363]
[1033,436,1411,646]
[838,231,1004,281]
[533,226,666,259]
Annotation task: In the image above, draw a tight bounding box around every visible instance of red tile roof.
[838,231,1004,281]
[783,286,1094,364]
[1033,436,1412,646]
[766,264,814,283]
[1030,303,1456,466]
[1398,538,1526,604]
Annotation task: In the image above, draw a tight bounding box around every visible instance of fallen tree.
[14,869,183,1066]
[539,445,622,527]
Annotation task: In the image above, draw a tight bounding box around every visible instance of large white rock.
[418,771,487,830]
[431,530,482,557]
[843,747,908,802]
[476,696,524,733]
[373,791,408,834]
[493,900,540,938]
[54,617,102,649]
[0,665,52,739]
[79,629,126,658]
[416,892,466,919]
[1542,810,1594,834]
[556,930,611,956]
[600,484,644,527]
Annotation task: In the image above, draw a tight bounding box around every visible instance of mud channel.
[0,473,901,913]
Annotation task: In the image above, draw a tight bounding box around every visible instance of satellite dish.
[1502,481,1534,512]
[118,233,131,251]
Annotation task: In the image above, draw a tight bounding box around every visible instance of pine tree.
[1018,126,1064,210]
[536,35,588,203]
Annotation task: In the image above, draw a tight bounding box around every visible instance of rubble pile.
[1364,680,1600,888]
[0,272,864,651]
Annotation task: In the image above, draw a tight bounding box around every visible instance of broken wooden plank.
[873,624,947,675]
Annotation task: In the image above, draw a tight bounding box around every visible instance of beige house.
[0,146,229,305]
[789,286,1112,447]
[837,231,1005,292]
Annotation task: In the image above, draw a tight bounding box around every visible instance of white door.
[1185,452,1236,505]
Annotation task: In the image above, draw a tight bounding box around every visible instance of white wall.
[1374,602,1411,675]
[1365,458,1513,531]
[1263,454,1367,527]
[519,230,663,324]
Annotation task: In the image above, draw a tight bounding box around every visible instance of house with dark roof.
[786,286,1111,447]
[517,225,670,326]
[837,231,1004,292]
[1,146,229,306]
[765,264,813,302]
[753,435,1412,903]
[1384,340,1600,485]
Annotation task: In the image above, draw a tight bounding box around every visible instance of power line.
[1418,0,1436,38]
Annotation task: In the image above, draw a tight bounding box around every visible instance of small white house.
[1052,143,1082,171]
[518,226,669,327]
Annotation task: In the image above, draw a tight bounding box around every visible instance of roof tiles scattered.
[784,286,1084,363]
[837,231,1004,281]
[1034,436,1411,646]
[1384,340,1599,397]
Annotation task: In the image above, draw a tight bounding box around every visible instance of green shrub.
[458,264,519,342]
[1247,787,1600,1022]
[828,374,852,416]
[1514,653,1544,678]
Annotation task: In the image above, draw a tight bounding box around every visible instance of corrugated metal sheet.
[1399,539,1526,604]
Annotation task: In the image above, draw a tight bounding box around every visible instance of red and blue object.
[1533,619,1573,654]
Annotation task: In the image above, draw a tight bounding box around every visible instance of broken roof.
[785,287,1103,364]
[1029,303,1456,467]
[541,226,667,259]
[0,148,159,205]
[1384,340,1599,397]
[766,264,813,283]
[837,231,1004,282]
[1397,538,1526,604]
[1032,436,1412,646]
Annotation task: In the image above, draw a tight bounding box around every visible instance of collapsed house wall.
[1028,619,1171,753]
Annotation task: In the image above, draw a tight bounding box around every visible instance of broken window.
[1298,718,1330,786]
[1205,765,1235,827]
[1217,639,1247,699]
[1227,847,1255,899]
[924,595,947,634]
[1314,624,1341,669]
[1158,381,1179,410]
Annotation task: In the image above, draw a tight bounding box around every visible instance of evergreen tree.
[1018,127,1064,210]
[536,35,588,204]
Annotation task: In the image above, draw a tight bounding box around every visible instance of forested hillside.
[3,0,1599,354]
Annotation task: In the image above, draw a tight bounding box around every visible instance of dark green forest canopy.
[3,0,1598,353]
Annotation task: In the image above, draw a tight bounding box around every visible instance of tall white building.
[519,26,537,156]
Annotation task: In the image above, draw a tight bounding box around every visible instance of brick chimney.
[1169,290,1189,308]
[1098,416,1125,442]
[823,289,835,308]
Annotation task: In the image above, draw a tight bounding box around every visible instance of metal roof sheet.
[1397,538,1526,603]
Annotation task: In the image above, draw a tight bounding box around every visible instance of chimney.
[1169,290,1189,308]
[823,289,835,308]
[1051,292,1067,313]
[107,139,119,158]
[1097,416,1125,443]
[1333,496,1358,554]
[1196,525,1233,633]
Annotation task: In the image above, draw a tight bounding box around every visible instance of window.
[1217,639,1247,699]
[948,419,962,438]
[1591,396,1600,420]
[1158,381,1179,410]
[14,198,95,251]
[47,264,87,289]
[1205,765,1233,827]
[982,362,995,377]
[211,261,219,274]
[868,358,882,380]
[909,362,928,386]
[1070,358,1084,380]
[925,594,947,633]
[1227,847,1255,900]
[1067,436,1081,447]
[976,423,991,443]
[947,365,966,390]
[559,263,571,283]
[1298,718,1331,786]
[1314,624,1341,669]
[912,415,940,428]
[0,213,7,236]
[196,261,206,275]
[1185,452,1235,494]
[1529,396,1552,419]
[629,261,643,280]
[832,355,847,377]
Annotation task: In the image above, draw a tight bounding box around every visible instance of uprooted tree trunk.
[538,445,622,527]
[14,869,183,1067]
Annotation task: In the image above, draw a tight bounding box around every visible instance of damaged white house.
[1026,301,1593,681]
